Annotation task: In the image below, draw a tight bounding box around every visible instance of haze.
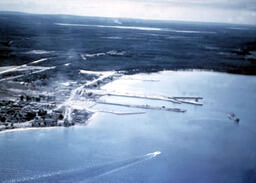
[0,0,256,25]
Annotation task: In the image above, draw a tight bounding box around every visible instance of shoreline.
[0,123,93,134]
[0,69,120,134]
[0,111,99,134]
[0,126,62,134]
[1,70,255,134]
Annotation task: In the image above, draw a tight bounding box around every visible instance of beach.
[1,70,256,183]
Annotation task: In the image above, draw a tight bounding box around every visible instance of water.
[1,12,256,182]
[1,71,256,183]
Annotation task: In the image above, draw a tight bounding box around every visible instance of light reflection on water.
[0,71,256,183]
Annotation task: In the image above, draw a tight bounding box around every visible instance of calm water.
[1,71,256,183]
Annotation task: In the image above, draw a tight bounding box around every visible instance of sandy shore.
[0,126,63,134]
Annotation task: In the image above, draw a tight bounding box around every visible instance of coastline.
[0,108,99,134]
[0,126,61,134]
[1,69,256,183]
[0,69,255,134]
[1,12,256,182]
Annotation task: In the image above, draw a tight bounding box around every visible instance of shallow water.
[0,71,256,183]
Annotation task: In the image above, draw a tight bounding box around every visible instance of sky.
[0,0,256,25]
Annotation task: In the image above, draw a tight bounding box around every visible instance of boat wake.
[5,151,161,183]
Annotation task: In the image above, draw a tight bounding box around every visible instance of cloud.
[128,0,256,11]
[0,0,255,25]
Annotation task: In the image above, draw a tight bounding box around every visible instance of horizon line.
[0,10,255,27]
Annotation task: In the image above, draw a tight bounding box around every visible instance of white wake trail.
[6,151,161,183]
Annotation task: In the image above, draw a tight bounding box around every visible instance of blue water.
[1,12,256,183]
[0,71,256,183]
